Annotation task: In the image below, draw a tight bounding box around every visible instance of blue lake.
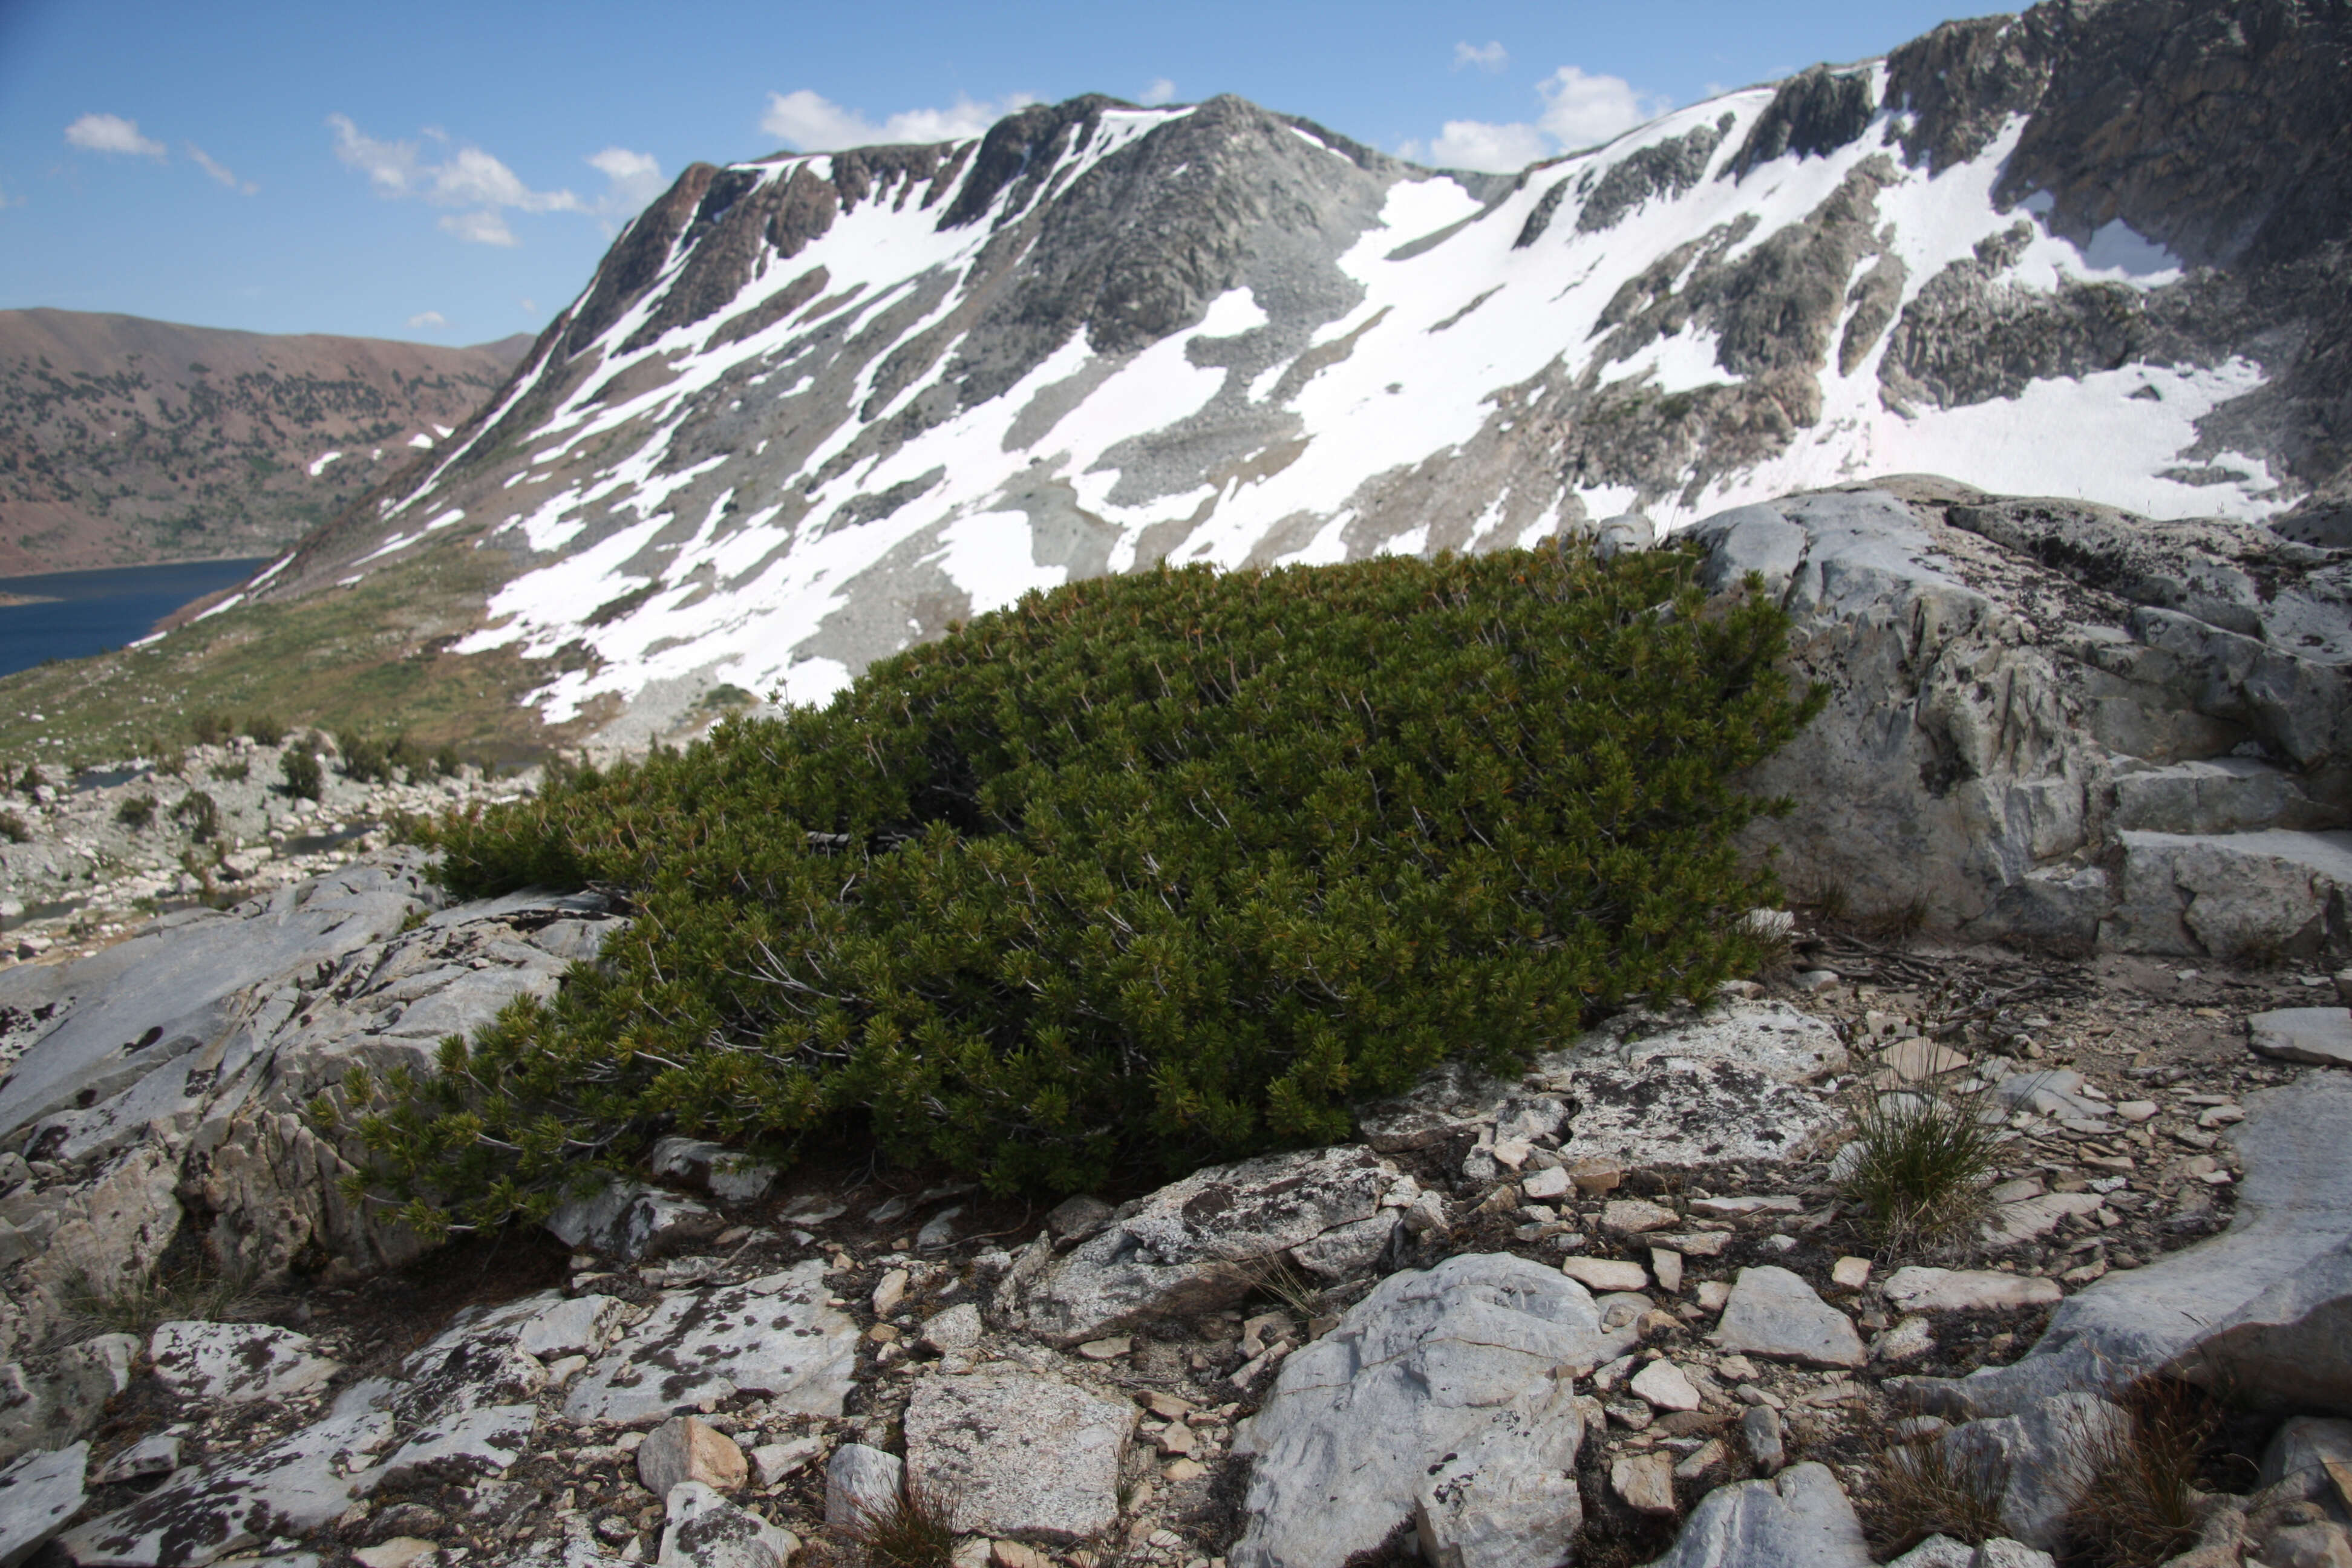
[0,558,269,679]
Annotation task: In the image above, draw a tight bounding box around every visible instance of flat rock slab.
[0,861,434,1140]
[565,1260,856,1424]
[1883,1268,2062,1314]
[1639,1461,1873,1568]
[515,1294,626,1361]
[1924,1073,2352,1420]
[1546,1002,1847,1168]
[60,1408,390,1566]
[904,1370,1134,1543]
[0,1334,138,1465]
[1711,1267,1866,1368]
[149,1321,340,1405]
[1232,1253,1638,1568]
[0,1441,86,1566]
[1984,1192,2103,1246]
[2249,1008,2352,1067]
[370,1403,536,1490]
[994,1145,1402,1347]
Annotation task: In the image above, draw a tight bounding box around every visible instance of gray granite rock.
[1544,1002,1847,1168]
[1881,1268,2062,1314]
[2249,1007,2352,1067]
[903,1370,1134,1544]
[60,1408,390,1566]
[637,1417,747,1497]
[1915,1073,2352,1419]
[1711,1267,1866,1368]
[94,1433,180,1485]
[0,1334,137,1465]
[0,866,622,1359]
[659,1481,796,1568]
[0,1442,85,1568]
[824,1443,904,1529]
[545,1181,722,1264]
[918,1303,982,1355]
[370,1402,537,1489]
[1938,1393,2127,1549]
[565,1261,857,1423]
[515,1293,627,1361]
[149,1320,340,1405]
[1232,1253,1638,1568]
[1636,1461,1872,1567]
[648,1138,778,1206]
[994,1145,1405,1346]
[2256,1414,2352,1501]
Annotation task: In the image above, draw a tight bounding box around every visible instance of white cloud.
[65,113,166,158]
[1454,41,1509,73]
[586,146,664,214]
[330,113,605,245]
[1414,120,1553,171]
[408,310,449,330]
[1404,63,1668,172]
[1140,77,1177,106]
[439,209,519,246]
[759,89,1039,152]
[186,143,256,194]
[1536,65,1670,148]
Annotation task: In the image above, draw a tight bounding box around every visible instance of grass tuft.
[2062,1380,2218,1567]
[1860,1436,2009,1557]
[834,1478,961,1568]
[1837,1082,2001,1252]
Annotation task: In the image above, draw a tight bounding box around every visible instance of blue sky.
[0,0,1971,345]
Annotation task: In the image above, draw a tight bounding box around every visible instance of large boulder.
[993,1145,1409,1346]
[1230,1253,1639,1568]
[0,863,622,1357]
[1691,482,2352,952]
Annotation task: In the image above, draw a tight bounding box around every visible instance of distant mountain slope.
[120,0,2352,748]
[0,310,532,573]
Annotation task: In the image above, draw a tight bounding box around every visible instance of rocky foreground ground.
[0,739,532,969]
[2,853,2350,1568]
[2,480,2348,1566]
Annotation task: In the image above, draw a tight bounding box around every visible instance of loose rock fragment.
[1611,1451,1676,1515]
[638,1416,748,1495]
[1711,1266,1866,1368]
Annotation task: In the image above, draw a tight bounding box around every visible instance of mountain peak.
[238,0,2350,746]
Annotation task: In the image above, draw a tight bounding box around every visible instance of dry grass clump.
[2062,1380,2219,1567]
[1837,1082,2001,1252]
[1860,1438,2008,1557]
[54,1260,269,1343]
[834,1479,960,1568]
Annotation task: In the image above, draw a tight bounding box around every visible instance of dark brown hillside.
[0,308,530,574]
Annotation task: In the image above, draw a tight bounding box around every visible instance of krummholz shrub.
[344,546,1821,1235]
